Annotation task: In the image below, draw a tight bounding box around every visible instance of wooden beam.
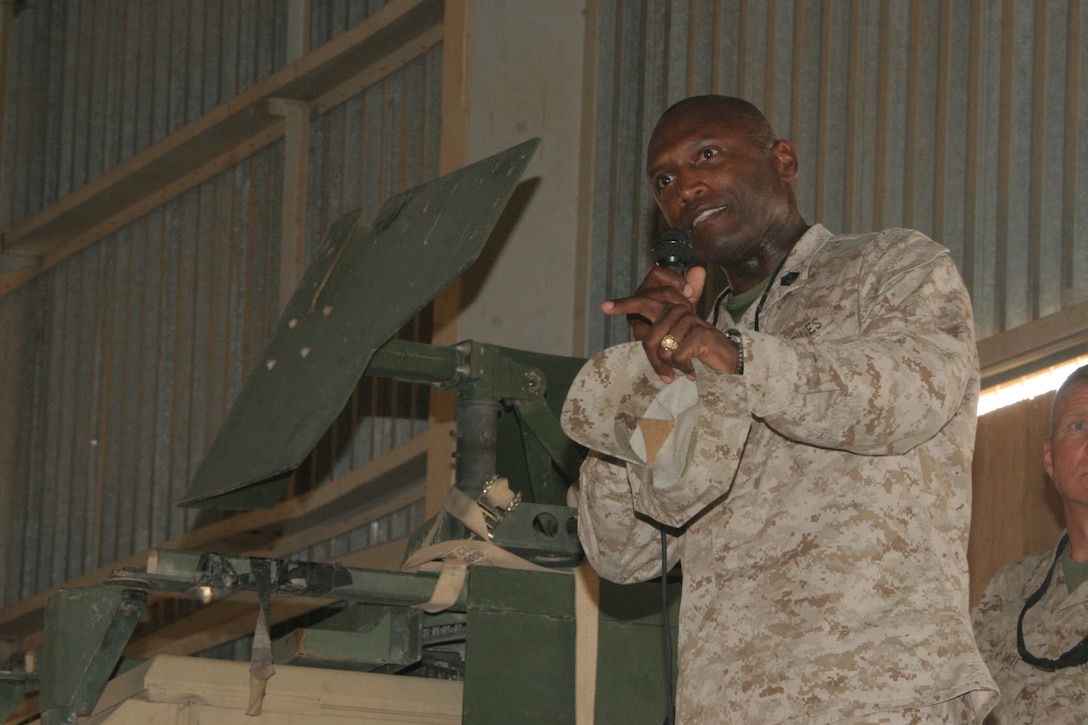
[0,0,444,297]
[573,0,602,360]
[0,0,12,224]
[424,0,473,520]
[87,653,462,722]
[978,297,1088,385]
[286,0,312,63]
[0,122,286,295]
[269,98,311,311]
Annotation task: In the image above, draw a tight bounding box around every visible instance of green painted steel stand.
[39,586,146,725]
[0,670,35,722]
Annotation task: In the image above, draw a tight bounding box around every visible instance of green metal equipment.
[27,140,679,725]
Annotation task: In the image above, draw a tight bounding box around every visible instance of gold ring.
[660,334,679,352]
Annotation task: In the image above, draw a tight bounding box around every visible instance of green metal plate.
[460,567,680,725]
[594,578,680,724]
[271,605,422,672]
[0,679,27,723]
[463,567,576,725]
[40,587,146,723]
[180,139,541,509]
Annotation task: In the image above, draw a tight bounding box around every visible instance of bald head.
[1051,364,1088,433]
[650,95,778,159]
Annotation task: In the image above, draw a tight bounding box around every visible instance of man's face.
[1044,382,1088,510]
[645,104,797,269]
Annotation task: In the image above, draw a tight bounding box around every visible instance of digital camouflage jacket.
[563,224,997,723]
[973,540,1088,724]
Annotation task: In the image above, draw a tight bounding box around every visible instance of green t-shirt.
[1060,544,1088,594]
[725,274,773,323]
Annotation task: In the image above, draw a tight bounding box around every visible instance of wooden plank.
[6,98,275,257]
[0,0,444,296]
[244,482,424,559]
[977,296,1088,384]
[0,0,11,221]
[81,654,462,724]
[968,392,1064,607]
[969,400,1029,603]
[269,99,310,311]
[285,0,312,63]
[310,23,445,120]
[424,0,472,521]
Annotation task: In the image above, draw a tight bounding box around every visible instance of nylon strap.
[403,481,562,613]
[246,558,277,716]
[574,561,600,725]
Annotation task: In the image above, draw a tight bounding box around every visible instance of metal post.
[453,397,500,499]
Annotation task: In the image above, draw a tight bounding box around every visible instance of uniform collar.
[1017,533,1088,670]
[718,223,832,330]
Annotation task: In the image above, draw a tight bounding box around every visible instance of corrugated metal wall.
[3,158,285,601]
[1,0,288,231]
[0,1,441,608]
[587,0,1088,352]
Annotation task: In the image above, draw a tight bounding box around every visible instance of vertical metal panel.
[1069,3,1088,304]
[0,292,16,605]
[813,0,850,234]
[0,285,37,605]
[15,286,46,603]
[588,0,667,350]
[586,0,1088,354]
[308,0,389,48]
[0,144,289,600]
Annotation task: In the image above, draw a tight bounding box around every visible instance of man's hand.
[602,266,740,382]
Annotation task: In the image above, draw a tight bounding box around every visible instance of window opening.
[978,354,1088,416]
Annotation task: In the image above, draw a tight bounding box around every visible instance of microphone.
[652,228,694,275]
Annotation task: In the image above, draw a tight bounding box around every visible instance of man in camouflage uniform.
[562,95,996,722]
[973,365,1088,724]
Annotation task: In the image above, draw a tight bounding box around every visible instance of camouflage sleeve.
[972,562,1021,657]
[739,242,976,455]
[575,451,683,583]
[971,552,1050,667]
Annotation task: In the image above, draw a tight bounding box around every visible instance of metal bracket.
[490,503,581,567]
[0,250,41,274]
[476,475,522,537]
[106,550,463,612]
[272,604,423,672]
[0,669,36,722]
[39,587,146,725]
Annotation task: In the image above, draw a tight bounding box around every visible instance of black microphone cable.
[651,227,688,725]
[661,529,676,725]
